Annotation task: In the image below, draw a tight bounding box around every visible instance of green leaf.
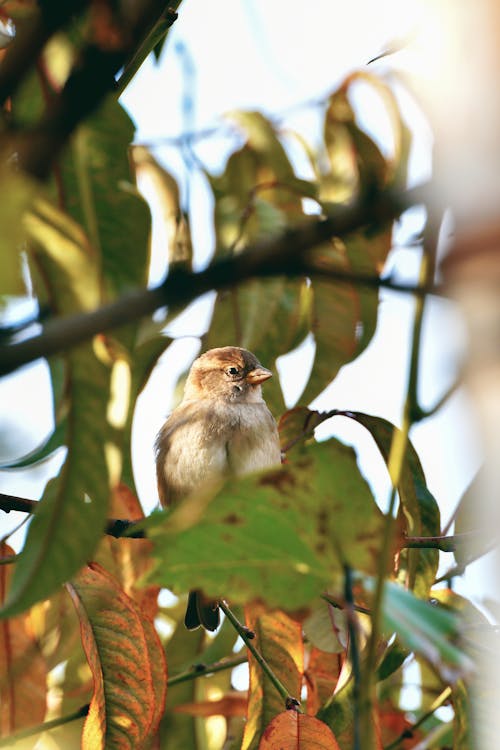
[58,95,151,308]
[1,201,115,618]
[374,579,474,682]
[1,346,112,618]
[345,412,440,594]
[144,438,385,608]
[278,408,441,593]
[0,169,38,300]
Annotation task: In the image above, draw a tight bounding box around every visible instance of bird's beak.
[246,367,273,385]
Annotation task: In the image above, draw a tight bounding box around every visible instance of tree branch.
[0,183,436,377]
[13,3,179,180]
[0,492,146,539]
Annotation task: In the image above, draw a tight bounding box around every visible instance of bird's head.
[183,346,273,403]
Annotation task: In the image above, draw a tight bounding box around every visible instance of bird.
[155,346,282,631]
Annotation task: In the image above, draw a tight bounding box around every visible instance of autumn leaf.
[258,710,341,750]
[67,563,166,750]
[0,543,47,738]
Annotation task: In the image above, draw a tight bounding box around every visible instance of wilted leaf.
[67,562,166,750]
[258,710,340,750]
[242,609,303,750]
[0,544,47,738]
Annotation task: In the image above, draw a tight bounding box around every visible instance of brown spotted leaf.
[258,710,340,750]
[67,562,166,750]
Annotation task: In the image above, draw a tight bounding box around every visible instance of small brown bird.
[155,346,282,631]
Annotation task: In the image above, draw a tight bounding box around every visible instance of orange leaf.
[259,710,341,749]
[305,648,343,715]
[174,692,248,717]
[0,542,47,737]
[67,562,166,750]
[242,608,304,750]
[95,483,160,620]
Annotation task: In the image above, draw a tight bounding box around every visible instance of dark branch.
[13,3,179,180]
[0,0,88,107]
[0,183,437,377]
[0,492,146,539]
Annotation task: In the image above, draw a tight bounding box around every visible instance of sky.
[0,0,487,604]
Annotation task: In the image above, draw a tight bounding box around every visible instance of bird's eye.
[227,366,240,376]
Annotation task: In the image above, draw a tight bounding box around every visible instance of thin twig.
[219,600,300,711]
[0,704,90,748]
[168,655,247,687]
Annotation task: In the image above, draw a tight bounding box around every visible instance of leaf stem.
[219,600,300,711]
[0,704,89,748]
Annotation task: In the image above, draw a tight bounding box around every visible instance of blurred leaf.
[144,438,385,607]
[376,639,409,682]
[299,269,359,405]
[1,201,114,618]
[121,330,173,490]
[132,147,192,270]
[161,619,205,750]
[175,692,247,717]
[374,579,474,683]
[454,470,497,566]
[258,710,340,750]
[0,544,47,738]
[67,563,166,750]
[59,96,151,303]
[452,679,471,750]
[94,484,160,620]
[25,199,100,312]
[0,416,67,469]
[242,609,303,750]
[303,601,347,654]
[0,169,37,300]
[305,647,343,716]
[0,347,110,619]
[210,111,313,256]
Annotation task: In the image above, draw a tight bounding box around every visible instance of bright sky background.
[0,0,487,607]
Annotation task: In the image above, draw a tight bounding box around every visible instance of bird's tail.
[184,590,220,631]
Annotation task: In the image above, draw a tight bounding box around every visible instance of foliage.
[0,2,485,749]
